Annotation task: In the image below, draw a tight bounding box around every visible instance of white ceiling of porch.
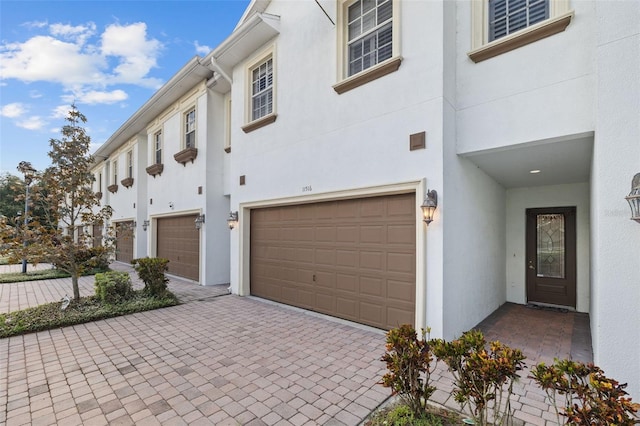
[460,133,594,189]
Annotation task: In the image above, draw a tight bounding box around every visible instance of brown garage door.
[115,221,134,263]
[93,224,103,248]
[251,193,416,330]
[157,215,200,281]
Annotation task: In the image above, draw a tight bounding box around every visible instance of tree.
[0,172,50,226]
[0,105,113,300]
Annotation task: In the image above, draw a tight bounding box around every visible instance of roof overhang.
[204,12,280,86]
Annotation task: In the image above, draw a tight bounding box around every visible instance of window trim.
[334,0,402,94]
[469,0,573,63]
[126,150,133,179]
[184,107,196,149]
[242,45,277,133]
[112,159,118,185]
[154,130,163,165]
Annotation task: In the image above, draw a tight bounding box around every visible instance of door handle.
[528,260,535,270]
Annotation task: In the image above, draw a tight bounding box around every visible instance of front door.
[526,207,576,308]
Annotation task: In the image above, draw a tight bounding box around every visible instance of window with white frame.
[154,131,162,164]
[126,151,133,179]
[346,0,393,77]
[185,108,196,148]
[489,0,549,41]
[469,0,572,62]
[112,160,118,184]
[251,57,273,121]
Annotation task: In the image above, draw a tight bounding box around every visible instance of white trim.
[470,0,572,50]
[245,44,276,126]
[336,0,401,83]
[237,180,427,331]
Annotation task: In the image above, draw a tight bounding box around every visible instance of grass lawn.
[0,291,179,338]
[0,267,108,283]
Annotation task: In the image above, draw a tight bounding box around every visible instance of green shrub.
[530,359,640,425]
[431,330,525,426]
[380,324,437,418]
[131,257,170,297]
[94,271,133,304]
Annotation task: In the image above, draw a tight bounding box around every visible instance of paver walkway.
[0,263,594,425]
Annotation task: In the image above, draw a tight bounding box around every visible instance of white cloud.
[52,105,72,119]
[0,103,26,118]
[0,35,106,87]
[0,21,163,91]
[101,22,163,88]
[77,89,128,105]
[194,41,210,55]
[17,116,46,130]
[29,90,42,99]
[50,22,96,45]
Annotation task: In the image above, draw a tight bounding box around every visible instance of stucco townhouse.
[92,0,639,397]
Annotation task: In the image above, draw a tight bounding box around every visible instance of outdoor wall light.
[626,172,640,223]
[227,211,239,230]
[142,220,150,231]
[195,214,206,230]
[420,189,438,225]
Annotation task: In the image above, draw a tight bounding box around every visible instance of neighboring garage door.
[251,193,416,330]
[92,224,103,248]
[115,221,134,263]
[157,215,200,281]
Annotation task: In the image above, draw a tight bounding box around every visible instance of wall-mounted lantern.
[420,189,438,225]
[195,214,206,230]
[142,220,150,231]
[227,211,239,230]
[626,173,640,223]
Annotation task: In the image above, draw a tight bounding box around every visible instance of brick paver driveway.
[1,276,389,425]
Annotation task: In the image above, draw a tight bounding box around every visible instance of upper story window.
[185,108,196,148]
[333,0,401,94]
[489,0,549,41]
[126,151,133,179]
[469,0,573,63]
[347,0,393,76]
[242,47,278,134]
[251,57,273,121]
[154,131,162,164]
[112,160,118,184]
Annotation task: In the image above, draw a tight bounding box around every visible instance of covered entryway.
[115,221,134,263]
[526,207,577,308]
[250,193,416,330]
[157,215,200,281]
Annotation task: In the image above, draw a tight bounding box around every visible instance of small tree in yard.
[0,105,113,301]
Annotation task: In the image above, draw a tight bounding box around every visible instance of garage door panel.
[387,252,414,273]
[251,193,415,330]
[336,274,357,292]
[336,226,358,243]
[360,276,384,297]
[361,225,384,244]
[387,306,414,327]
[387,279,415,303]
[360,251,384,271]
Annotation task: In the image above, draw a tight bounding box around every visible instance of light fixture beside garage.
[420,189,438,225]
[142,220,150,231]
[626,173,640,223]
[195,214,206,229]
[227,211,238,230]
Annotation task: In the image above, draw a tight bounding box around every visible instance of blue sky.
[0,0,251,175]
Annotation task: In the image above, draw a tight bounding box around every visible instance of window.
[242,47,277,133]
[251,57,273,121]
[347,0,393,77]
[469,0,573,62]
[126,151,133,179]
[185,109,196,148]
[154,131,162,164]
[333,0,401,94]
[489,0,548,42]
[224,95,232,153]
[113,160,118,184]
[98,173,102,192]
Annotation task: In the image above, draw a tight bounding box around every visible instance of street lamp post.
[18,161,36,274]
